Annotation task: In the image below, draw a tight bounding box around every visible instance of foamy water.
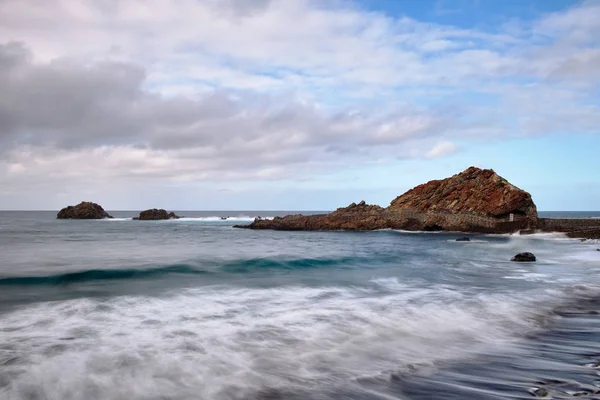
[1,211,600,399]
[0,283,571,399]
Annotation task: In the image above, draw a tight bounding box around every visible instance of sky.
[0,0,598,211]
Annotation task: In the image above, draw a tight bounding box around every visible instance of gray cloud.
[0,41,455,190]
[0,0,599,208]
[0,42,147,148]
[0,41,451,152]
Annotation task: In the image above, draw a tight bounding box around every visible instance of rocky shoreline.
[235,167,538,233]
[55,167,600,239]
[234,167,600,237]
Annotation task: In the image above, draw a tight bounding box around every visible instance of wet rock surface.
[388,301,600,400]
[57,202,112,219]
[511,252,537,262]
[567,230,600,240]
[528,378,600,398]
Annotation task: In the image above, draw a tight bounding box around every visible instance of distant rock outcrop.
[57,202,113,219]
[236,167,539,233]
[133,209,181,220]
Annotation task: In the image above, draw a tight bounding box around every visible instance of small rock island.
[57,202,113,219]
[133,209,181,220]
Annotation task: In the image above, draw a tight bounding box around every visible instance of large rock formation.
[389,166,537,220]
[57,202,113,219]
[133,209,181,220]
[236,167,539,233]
[386,166,538,232]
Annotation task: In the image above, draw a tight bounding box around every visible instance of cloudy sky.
[0,0,598,210]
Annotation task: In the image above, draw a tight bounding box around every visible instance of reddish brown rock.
[57,202,113,219]
[243,201,387,231]
[389,166,537,220]
[236,167,539,233]
[134,209,181,220]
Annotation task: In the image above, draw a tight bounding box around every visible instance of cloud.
[0,41,455,191]
[426,141,459,159]
[0,0,598,207]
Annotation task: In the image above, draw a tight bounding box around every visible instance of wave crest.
[0,265,206,286]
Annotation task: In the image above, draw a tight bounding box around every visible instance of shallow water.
[1,211,600,399]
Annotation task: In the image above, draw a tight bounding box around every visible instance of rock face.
[236,167,539,233]
[511,252,536,262]
[388,167,537,220]
[57,202,113,219]
[133,209,180,220]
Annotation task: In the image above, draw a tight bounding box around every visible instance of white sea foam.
[396,230,572,240]
[174,216,273,222]
[487,231,570,240]
[0,283,568,400]
[504,272,552,282]
[446,239,489,243]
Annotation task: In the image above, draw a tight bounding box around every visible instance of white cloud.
[0,0,598,207]
[426,141,459,159]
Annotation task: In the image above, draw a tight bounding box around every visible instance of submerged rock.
[528,378,600,398]
[456,237,471,242]
[134,209,181,220]
[528,387,549,397]
[511,252,536,262]
[57,202,112,219]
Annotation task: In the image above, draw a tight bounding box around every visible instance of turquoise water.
[1,211,600,399]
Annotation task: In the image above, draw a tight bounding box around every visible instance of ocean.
[1,210,600,400]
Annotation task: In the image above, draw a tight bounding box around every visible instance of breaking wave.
[0,265,206,286]
[2,279,599,399]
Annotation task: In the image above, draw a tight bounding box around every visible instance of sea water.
[1,211,600,399]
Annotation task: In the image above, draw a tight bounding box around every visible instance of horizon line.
[1,209,599,213]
